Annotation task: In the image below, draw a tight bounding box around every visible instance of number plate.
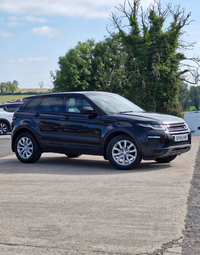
[174,134,188,142]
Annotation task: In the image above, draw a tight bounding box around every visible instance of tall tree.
[91,36,127,94]
[51,36,127,94]
[110,0,200,115]
[51,39,95,92]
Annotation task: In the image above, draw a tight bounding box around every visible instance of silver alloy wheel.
[112,139,137,166]
[0,122,7,134]
[17,137,34,160]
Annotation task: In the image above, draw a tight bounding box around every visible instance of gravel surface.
[182,147,200,255]
[147,147,200,255]
[0,135,200,255]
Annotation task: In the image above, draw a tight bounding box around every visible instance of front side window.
[65,96,93,113]
[39,97,63,112]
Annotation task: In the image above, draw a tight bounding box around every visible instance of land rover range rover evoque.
[11,92,191,170]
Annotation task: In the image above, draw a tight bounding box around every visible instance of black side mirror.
[80,106,96,114]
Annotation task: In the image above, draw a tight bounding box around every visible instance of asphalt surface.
[0,135,200,255]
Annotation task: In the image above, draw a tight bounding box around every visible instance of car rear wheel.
[0,121,9,135]
[15,133,42,163]
[155,155,177,163]
[107,135,141,170]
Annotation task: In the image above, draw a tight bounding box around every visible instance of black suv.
[11,92,191,170]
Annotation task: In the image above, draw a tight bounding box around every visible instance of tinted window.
[24,98,41,111]
[6,104,22,112]
[65,96,93,113]
[39,97,63,112]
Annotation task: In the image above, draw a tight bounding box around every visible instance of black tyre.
[15,132,42,163]
[155,155,177,163]
[65,153,82,158]
[0,121,9,135]
[107,135,141,170]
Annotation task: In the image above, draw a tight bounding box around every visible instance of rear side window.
[39,97,63,112]
[24,98,41,111]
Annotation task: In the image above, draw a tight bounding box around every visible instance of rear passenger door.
[35,96,64,151]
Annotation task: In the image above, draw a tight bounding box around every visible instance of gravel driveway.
[0,136,200,255]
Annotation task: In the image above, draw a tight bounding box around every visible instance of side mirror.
[80,106,96,114]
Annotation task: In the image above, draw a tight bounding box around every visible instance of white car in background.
[0,101,23,135]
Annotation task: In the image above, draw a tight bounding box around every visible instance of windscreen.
[87,93,143,114]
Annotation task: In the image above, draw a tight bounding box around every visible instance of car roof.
[23,91,115,100]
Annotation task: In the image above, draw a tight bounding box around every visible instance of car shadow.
[0,154,172,175]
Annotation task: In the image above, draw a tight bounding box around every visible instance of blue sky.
[0,0,200,89]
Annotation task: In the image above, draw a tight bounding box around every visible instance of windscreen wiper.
[117,111,134,114]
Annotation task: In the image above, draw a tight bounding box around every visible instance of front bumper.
[138,131,191,160]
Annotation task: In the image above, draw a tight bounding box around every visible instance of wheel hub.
[112,139,137,166]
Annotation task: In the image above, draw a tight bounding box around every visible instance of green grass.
[0,88,52,103]
[0,94,31,103]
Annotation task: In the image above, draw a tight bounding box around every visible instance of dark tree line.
[179,82,200,111]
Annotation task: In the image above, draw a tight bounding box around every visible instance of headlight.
[135,123,166,130]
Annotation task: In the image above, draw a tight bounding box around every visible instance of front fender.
[101,121,141,153]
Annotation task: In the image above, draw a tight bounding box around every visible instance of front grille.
[165,123,189,133]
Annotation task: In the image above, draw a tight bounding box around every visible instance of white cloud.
[8,21,20,27]
[23,15,47,23]
[29,26,58,37]
[0,29,11,37]
[7,15,47,26]
[6,57,50,63]
[0,0,152,19]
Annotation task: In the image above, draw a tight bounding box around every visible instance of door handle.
[33,113,40,117]
[61,116,70,120]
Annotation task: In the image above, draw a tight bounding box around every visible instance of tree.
[190,86,200,110]
[51,39,95,92]
[91,36,127,94]
[178,81,191,111]
[51,36,127,94]
[0,82,6,93]
[13,80,19,88]
[110,0,200,115]
[10,83,17,94]
[39,81,44,89]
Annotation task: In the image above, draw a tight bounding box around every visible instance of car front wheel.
[15,133,42,163]
[107,135,141,170]
[0,121,9,135]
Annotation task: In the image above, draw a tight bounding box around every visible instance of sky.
[0,0,200,89]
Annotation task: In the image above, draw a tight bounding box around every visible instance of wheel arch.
[102,130,141,160]
[12,127,41,152]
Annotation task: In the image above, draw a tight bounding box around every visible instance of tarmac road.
[0,135,199,255]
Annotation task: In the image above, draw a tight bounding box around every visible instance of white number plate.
[174,134,188,142]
